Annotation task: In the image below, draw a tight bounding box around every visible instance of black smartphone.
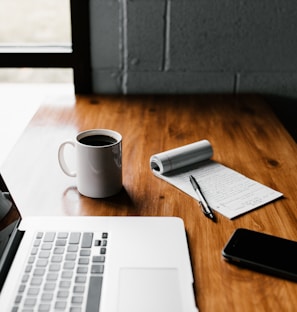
[222,228,297,282]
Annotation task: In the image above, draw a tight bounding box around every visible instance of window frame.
[0,0,91,94]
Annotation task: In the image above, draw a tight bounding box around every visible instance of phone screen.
[222,228,297,281]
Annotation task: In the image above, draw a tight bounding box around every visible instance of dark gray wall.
[90,0,297,96]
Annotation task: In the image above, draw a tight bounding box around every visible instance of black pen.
[189,175,216,222]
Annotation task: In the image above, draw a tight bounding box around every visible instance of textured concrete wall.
[90,0,297,95]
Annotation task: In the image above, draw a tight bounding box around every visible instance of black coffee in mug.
[79,135,117,147]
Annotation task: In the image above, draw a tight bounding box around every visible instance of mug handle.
[58,141,77,177]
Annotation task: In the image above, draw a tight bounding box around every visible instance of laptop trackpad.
[118,268,182,312]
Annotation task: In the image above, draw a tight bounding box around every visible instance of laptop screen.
[0,174,22,289]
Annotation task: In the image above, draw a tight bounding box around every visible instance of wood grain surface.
[2,93,297,311]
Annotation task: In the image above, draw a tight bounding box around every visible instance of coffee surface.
[79,135,117,146]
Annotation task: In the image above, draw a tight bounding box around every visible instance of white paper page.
[154,160,283,219]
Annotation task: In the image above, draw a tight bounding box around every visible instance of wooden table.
[2,92,297,311]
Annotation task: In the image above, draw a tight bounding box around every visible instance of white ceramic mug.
[58,129,122,198]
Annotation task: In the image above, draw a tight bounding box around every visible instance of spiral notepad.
[150,140,282,219]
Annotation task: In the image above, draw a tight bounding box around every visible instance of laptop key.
[15,295,22,304]
[38,303,51,311]
[68,245,79,252]
[69,232,81,244]
[25,264,33,273]
[31,277,42,286]
[75,276,87,284]
[51,255,63,263]
[58,232,69,239]
[41,243,53,251]
[36,232,43,239]
[49,263,61,271]
[73,285,85,293]
[36,259,48,267]
[59,280,71,289]
[18,284,26,293]
[86,276,103,312]
[93,256,105,263]
[70,307,82,312]
[81,233,93,248]
[91,265,104,274]
[56,239,67,246]
[80,249,91,257]
[57,290,69,299]
[94,240,101,246]
[78,257,89,265]
[61,271,73,279]
[24,297,36,307]
[55,301,67,310]
[44,282,56,291]
[28,256,36,264]
[41,293,53,302]
[53,247,65,254]
[44,232,56,242]
[100,248,106,255]
[33,239,41,247]
[46,273,58,281]
[33,268,45,276]
[66,253,77,261]
[27,287,39,296]
[31,247,38,255]
[77,267,88,274]
[63,261,75,270]
[72,296,83,304]
[39,251,50,258]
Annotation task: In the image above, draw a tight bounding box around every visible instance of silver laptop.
[0,174,198,312]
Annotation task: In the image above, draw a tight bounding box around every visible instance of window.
[0,0,91,93]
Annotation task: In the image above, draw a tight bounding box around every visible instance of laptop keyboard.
[12,231,108,312]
